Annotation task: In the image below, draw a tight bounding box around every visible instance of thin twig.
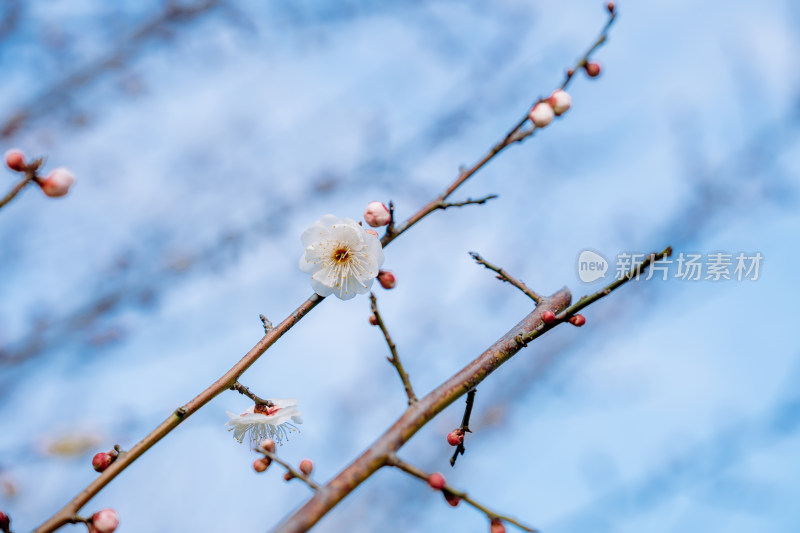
[469,252,543,304]
[370,292,417,405]
[230,381,274,407]
[387,454,537,532]
[259,314,274,333]
[556,246,674,322]
[0,173,35,210]
[437,194,498,210]
[257,447,320,491]
[450,388,476,466]
[0,159,43,211]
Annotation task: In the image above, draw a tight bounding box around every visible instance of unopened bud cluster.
[4,148,76,198]
[528,89,571,128]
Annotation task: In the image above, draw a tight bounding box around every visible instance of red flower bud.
[254,458,271,472]
[260,438,276,453]
[0,510,10,532]
[299,459,314,476]
[92,452,115,472]
[364,201,391,227]
[490,518,507,533]
[4,149,25,172]
[584,62,602,78]
[446,429,464,446]
[541,310,556,324]
[443,490,461,507]
[607,2,616,14]
[377,270,396,289]
[39,167,75,197]
[428,472,446,490]
[569,314,586,327]
[369,314,379,326]
[283,471,294,481]
[91,509,119,533]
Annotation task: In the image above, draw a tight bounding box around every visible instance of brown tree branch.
[370,292,417,405]
[35,9,619,532]
[230,381,274,408]
[273,246,672,532]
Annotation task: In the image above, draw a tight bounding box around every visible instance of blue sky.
[1,1,799,532]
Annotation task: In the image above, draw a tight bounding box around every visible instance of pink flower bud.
[39,167,75,197]
[299,459,313,476]
[377,270,396,289]
[490,518,507,533]
[260,438,276,453]
[447,429,464,447]
[364,201,391,227]
[92,452,114,472]
[4,149,25,171]
[91,509,119,533]
[569,314,586,327]
[443,490,461,507]
[528,102,554,128]
[283,471,294,482]
[365,229,379,237]
[584,62,602,78]
[253,458,270,472]
[368,314,379,326]
[541,310,556,324]
[547,90,571,116]
[0,510,10,531]
[428,472,446,490]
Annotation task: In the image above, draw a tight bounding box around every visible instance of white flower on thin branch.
[225,399,303,446]
[299,215,385,300]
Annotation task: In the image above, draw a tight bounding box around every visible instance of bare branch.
[469,252,543,304]
[388,454,537,532]
[230,381,274,408]
[450,388,476,467]
[370,293,417,405]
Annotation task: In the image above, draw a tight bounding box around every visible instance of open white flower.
[225,398,303,446]
[299,214,385,300]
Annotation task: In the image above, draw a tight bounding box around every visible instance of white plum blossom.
[225,398,303,446]
[299,215,385,300]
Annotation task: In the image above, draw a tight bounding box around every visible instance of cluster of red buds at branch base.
[4,148,76,198]
[377,270,396,289]
[0,510,11,533]
[364,201,391,227]
[89,509,119,533]
[447,428,465,446]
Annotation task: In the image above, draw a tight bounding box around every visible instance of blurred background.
[1,0,799,531]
